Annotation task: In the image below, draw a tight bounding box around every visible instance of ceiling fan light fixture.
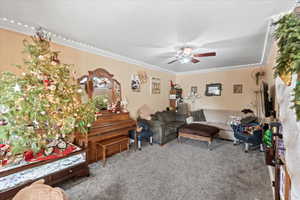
[182,47,193,55]
[179,57,191,64]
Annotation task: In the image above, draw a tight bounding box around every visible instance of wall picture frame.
[151,77,161,94]
[191,86,198,95]
[205,83,222,96]
[233,84,243,94]
[131,73,141,92]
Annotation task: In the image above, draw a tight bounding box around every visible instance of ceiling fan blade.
[167,59,178,64]
[191,58,200,63]
[193,52,216,57]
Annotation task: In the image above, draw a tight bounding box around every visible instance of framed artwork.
[191,86,198,95]
[233,84,243,94]
[131,73,141,92]
[137,71,148,84]
[151,77,161,94]
[205,83,222,96]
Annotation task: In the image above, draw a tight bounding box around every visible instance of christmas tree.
[0,30,96,155]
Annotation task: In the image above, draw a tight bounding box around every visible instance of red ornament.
[43,79,50,87]
[24,151,34,161]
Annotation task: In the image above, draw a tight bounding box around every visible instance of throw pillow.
[191,109,206,121]
[186,116,194,124]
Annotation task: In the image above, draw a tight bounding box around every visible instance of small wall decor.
[137,71,148,84]
[131,73,141,92]
[151,77,161,94]
[205,83,222,96]
[191,86,198,95]
[233,84,243,94]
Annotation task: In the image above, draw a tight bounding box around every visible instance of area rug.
[59,139,273,200]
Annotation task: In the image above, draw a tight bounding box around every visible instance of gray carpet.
[60,139,273,200]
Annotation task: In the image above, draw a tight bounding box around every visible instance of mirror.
[78,68,122,109]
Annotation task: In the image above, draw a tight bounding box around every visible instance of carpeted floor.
[59,139,273,200]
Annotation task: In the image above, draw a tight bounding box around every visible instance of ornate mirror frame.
[78,68,122,104]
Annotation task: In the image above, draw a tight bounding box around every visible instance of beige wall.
[0,29,175,118]
[176,44,277,112]
[176,67,262,111]
[0,28,277,116]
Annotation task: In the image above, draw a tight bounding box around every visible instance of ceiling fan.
[167,47,216,64]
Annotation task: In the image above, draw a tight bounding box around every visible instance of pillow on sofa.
[186,116,194,124]
[191,109,206,121]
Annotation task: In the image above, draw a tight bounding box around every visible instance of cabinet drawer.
[50,163,86,183]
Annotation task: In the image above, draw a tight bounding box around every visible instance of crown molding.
[0,17,176,75]
[176,62,263,75]
[260,19,273,64]
[0,16,274,76]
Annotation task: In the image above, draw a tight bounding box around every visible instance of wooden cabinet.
[169,88,182,109]
[76,111,136,164]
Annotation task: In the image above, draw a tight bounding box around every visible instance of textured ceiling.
[0,0,296,73]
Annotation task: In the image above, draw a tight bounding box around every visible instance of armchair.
[148,111,186,145]
[231,122,263,152]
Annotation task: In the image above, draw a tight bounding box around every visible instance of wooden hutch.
[169,88,182,110]
[77,68,136,164]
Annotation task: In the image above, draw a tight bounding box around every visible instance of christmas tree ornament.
[43,146,54,156]
[0,105,9,114]
[13,83,21,92]
[48,85,56,90]
[57,140,67,150]
[38,55,45,61]
[24,151,34,161]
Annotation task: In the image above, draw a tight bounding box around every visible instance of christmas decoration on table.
[0,29,96,161]
[121,96,129,113]
[93,95,108,111]
[273,13,300,120]
[0,139,79,167]
[108,101,122,113]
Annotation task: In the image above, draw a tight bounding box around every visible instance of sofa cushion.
[164,121,184,136]
[166,121,185,128]
[176,114,187,122]
[159,111,176,122]
[191,109,206,121]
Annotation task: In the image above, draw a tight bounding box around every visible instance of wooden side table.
[96,136,129,167]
